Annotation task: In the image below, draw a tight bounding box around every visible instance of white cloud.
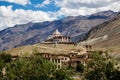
[54,0,120,16]
[0,0,120,30]
[55,0,119,8]
[0,0,31,5]
[55,7,95,16]
[35,0,51,8]
[0,6,56,30]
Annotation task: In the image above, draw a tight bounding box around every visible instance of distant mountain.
[82,12,120,49]
[87,10,116,19]
[0,10,117,50]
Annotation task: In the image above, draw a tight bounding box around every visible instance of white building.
[46,29,71,43]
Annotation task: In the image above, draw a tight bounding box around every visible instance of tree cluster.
[0,51,120,80]
[0,52,72,80]
[84,52,120,80]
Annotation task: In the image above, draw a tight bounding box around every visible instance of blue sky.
[0,0,60,11]
[0,0,120,30]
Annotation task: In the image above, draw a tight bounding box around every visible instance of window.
[55,59,57,63]
[58,65,61,69]
[58,59,60,63]
[65,58,67,60]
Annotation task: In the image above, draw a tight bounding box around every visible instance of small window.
[55,59,57,63]
[65,58,67,60]
[58,65,61,69]
[58,59,60,63]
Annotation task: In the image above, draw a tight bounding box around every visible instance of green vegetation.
[0,52,72,80]
[84,51,120,80]
[76,62,84,73]
[5,57,54,80]
[0,51,120,80]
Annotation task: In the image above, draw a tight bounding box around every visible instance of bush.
[76,62,84,73]
[84,51,120,80]
[3,56,72,80]
[0,53,12,63]
[5,56,53,80]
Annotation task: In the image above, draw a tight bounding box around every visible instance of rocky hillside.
[0,10,117,50]
[83,12,120,50]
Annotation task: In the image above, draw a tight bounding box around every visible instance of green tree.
[0,53,12,63]
[0,52,12,79]
[5,56,54,80]
[110,69,120,80]
[84,51,119,80]
[76,62,84,73]
[4,55,73,80]
[53,69,72,80]
[0,58,4,79]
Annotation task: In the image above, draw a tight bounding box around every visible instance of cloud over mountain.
[55,0,120,16]
[0,0,120,30]
[0,6,55,30]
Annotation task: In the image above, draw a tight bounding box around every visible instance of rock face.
[0,10,117,50]
[83,12,120,48]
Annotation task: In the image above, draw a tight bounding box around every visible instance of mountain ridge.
[81,12,120,52]
[0,10,117,50]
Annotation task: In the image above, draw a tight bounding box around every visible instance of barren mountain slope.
[85,12,120,52]
[0,10,116,50]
